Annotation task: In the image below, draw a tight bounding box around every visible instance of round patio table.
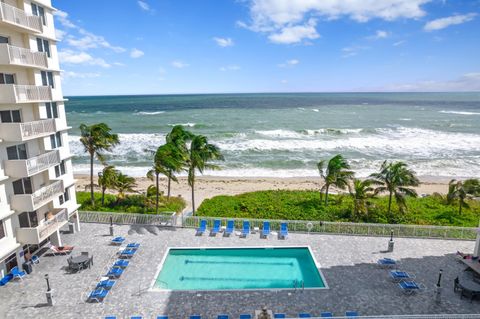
[458,271,480,301]
[71,255,89,267]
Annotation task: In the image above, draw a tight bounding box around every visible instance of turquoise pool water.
[154,247,325,290]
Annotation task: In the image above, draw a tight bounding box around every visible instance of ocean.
[65,92,480,179]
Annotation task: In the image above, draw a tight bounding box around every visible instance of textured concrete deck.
[0,222,478,319]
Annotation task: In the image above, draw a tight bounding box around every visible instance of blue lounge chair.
[114,259,129,268]
[320,312,333,317]
[279,222,288,239]
[345,311,358,317]
[224,220,235,236]
[210,220,221,236]
[97,279,116,290]
[390,270,415,282]
[241,221,250,237]
[88,288,109,302]
[131,317,142,319]
[106,266,124,278]
[31,255,40,264]
[190,316,201,319]
[299,313,311,318]
[156,316,169,319]
[111,236,125,245]
[11,266,26,280]
[0,274,13,286]
[196,220,207,235]
[274,314,286,318]
[105,316,117,319]
[239,315,252,319]
[127,243,140,249]
[377,258,396,267]
[262,221,271,238]
[399,280,425,294]
[218,315,229,319]
[119,248,136,258]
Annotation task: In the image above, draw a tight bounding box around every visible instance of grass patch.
[77,191,186,214]
[196,190,480,227]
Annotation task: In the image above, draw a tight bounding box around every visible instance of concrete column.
[73,211,81,232]
[473,223,480,258]
[50,229,62,247]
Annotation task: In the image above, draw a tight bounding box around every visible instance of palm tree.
[187,135,223,214]
[349,179,374,220]
[317,154,354,206]
[97,165,118,206]
[147,143,185,213]
[369,161,419,216]
[114,173,137,203]
[447,179,479,214]
[79,123,119,205]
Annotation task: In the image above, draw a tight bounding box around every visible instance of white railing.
[2,44,48,68]
[0,2,43,32]
[32,179,64,207]
[79,211,176,226]
[20,118,55,138]
[25,150,60,176]
[181,216,477,240]
[38,208,68,240]
[14,84,52,102]
[291,315,480,319]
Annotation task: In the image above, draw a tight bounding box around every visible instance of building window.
[41,71,54,88]
[0,73,15,84]
[12,178,33,195]
[59,187,70,205]
[50,132,62,149]
[45,102,58,119]
[0,110,21,123]
[0,220,5,239]
[36,37,51,57]
[6,144,27,160]
[31,3,46,25]
[54,160,66,178]
[18,211,38,228]
[0,35,9,44]
[4,253,17,273]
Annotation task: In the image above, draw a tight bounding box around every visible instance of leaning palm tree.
[369,161,420,216]
[79,123,119,205]
[447,179,470,214]
[317,154,354,206]
[114,172,137,203]
[349,179,374,220]
[97,165,118,206]
[187,135,223,214]
[166,125,194,151]
[147,143,185,213]
[463,178,480,197]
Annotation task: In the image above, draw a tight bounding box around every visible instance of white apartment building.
[0,0,80,277]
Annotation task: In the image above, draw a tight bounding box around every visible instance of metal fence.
[79,211,176,226]
[182,216,478,240]
[292,316,480,319]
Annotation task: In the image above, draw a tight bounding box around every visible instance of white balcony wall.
[0,43,48,69]
[0,1,43,33]
[10,178,64,211]
[4,149,60,177]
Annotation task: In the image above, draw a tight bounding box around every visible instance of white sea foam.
[439,110,480,115]
[134,111,165,115]
[255,129,305,139]
[167,122,196,127]
[311,109,319,112]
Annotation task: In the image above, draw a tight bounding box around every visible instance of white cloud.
[383,72,480,92]
[54,10,76,29]
[213,37,234,47]
[367,30,389,40]
[240,0,430,44]
[393,40,406,46]
[62,71,101,80]
[59,49,111,68]
[55,29,66,41]
[220,65,241,71]
[280,79,288,84]
[278,59,300,67]
[159,67,167,74]
[130,48,144,58]
[138,1,152,12]
[341,46,369,58]
[171,60,189,68]
[424,13,477,31]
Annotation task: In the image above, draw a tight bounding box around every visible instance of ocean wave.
[167,122,196,127]
[311,109,319,112]
[255,129,305,139]
[439,110,480,115]
[255,128,364,139]
[134,111,165,115]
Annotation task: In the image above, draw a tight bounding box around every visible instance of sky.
[53,0,480,96]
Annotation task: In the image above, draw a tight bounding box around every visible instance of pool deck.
[0,222,478,318]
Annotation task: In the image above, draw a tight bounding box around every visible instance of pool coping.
[149,245,329,292]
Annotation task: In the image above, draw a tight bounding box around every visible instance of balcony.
[0,84,52,104]
[0,44,48,69]
[16,208,68,245]
[0,2,43,33]
[4,150,60,178]
[10,179,64,212]
[0,118,57,141]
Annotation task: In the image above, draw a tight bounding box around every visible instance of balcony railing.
[11,179,64,212]
[0,43,48,68]
[0,118,56,141]
[0,2,43,33]
[16,208,68,244]
[15,84,52,102]
[4,150,60,178]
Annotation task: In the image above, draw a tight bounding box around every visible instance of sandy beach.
[74,175,451,212]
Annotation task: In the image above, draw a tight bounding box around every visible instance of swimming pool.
[153,247,327,291]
